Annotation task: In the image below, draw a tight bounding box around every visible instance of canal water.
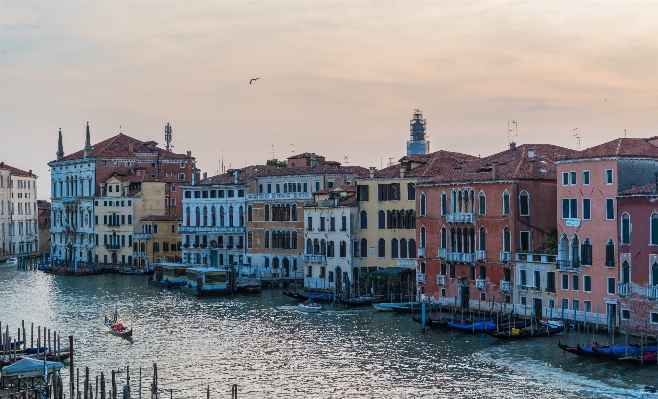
[0,264,655,398]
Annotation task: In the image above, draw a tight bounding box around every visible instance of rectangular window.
[449,264,455,278]
[570,171,577,185]
[315,182,320,191]
[520,231,530,252]
[573,299,580,311]
[572,275,579,291]
[607,277,616,295]
[303,182,308,192]
[267,184,271,194]
[519,194,529,216]
[570,198,578,219]
[584,301,592,312]
[388,183,400,200]
[547,272,556,293]
[341,216,347,231]
[503,194,510,215]
[652,313,658,324]
[562,172,569,186]
[561,274,569,290]
[377,184,388,201]
[520,269,527,286]
[622,216,630,244]
[534,270,540,290]
[606,198,614,220]
[357,185,369,201]
[606,169,613,185]
[407,182,416,201]
[128,215,132,224]
[561,198,569,219]
[583,170,590,185]
[583,275,591,292]
[621,309,631,320]
[582,198,591,220]
[561,298,568,310]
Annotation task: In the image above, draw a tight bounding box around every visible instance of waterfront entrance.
[459,278,470,307]
[533,298,543,318]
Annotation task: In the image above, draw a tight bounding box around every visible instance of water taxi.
[180,267,234,296]
[148,262,194,289]
[4,257,18,267]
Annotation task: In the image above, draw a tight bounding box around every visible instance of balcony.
[417,273,426,284]
[246,192,313,201]
[475,279,487,290]
[438,248,446,259]
[105,244,121,251]
[515,253,557,263]
[445,212,475,224]
[133,233,153,240]
[179,226,245,234]
[531,286,542,293]
[132,252,146,258]
[556,260,581,271]
[418,247,426,258]
[436,275,446,285]
[475,250,486,261]
[303,254,327,263]
[446,252,475,264]
[500,280,512,291]
[499,251,511,262]
[648,285,658,299]
[618,282,630,297]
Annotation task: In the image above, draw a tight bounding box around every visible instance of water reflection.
[0,267,652,398]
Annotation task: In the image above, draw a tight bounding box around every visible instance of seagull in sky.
[250,78,259,84]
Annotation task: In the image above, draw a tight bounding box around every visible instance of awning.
[367,267,412,277]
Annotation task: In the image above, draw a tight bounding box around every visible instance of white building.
[303,186,359,293]
[0,162,39,256]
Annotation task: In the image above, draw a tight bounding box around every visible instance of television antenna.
[508,120,517,145]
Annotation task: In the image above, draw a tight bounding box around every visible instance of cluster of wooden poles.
[0,321,70,364]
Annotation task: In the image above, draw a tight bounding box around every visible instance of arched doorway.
[282,258,290,277]
[459,277,470,307]
[111,252,118,264]
[273,257,280,277]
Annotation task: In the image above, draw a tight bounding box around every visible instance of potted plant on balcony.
[236,244,243,249]
[218,244,223,248]
[183,243,190,248]
[200,244,207,249]
[193,243,199,248]
[227,244,233,249]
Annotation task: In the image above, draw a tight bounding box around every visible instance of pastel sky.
[2,1,658,200]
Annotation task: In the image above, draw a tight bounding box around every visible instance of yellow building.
[135,215,182,267]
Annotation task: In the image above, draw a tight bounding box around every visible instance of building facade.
[0,162,39,257]
[135,214,182,266]
[38,200,51,255]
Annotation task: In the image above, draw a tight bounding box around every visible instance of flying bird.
[250,78,259,84]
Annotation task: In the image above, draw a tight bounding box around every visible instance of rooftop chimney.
[234,170,239,184]
[56,128,64,161]
[400,167,406,178]
[187,151,191,157]
[529,159,538,178]
[509,142,516,151]
[129,143,134,153]
[369,167,376,179]
[84,122,93,158]
[492,162,498,180]
[203,172,207,180]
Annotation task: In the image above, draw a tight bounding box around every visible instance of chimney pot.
[492,163,498,180]
[528,148,535,158]
[129,143,134,153]
[369,167,376,179]
[203,172,207,180]
[509,142,516,151]
[187,151,191,157]
[529,159,538,178]
[400,167,406,178]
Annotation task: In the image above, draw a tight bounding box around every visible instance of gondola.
[104,316,133,337]
[484,325,565,340]
[446,319,529,333]
[557,340,587,356]
[411,316,452,328]
[618,352,658,366]
[338,296,374,307]
[282,291,334,302]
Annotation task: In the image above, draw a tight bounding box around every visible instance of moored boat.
[373,302,421,312]
[180,267,234,296]
[484,324,565,340]
[283,291,334,302]
[338,296,374,307]
[298,302,322,313]
[148,263,194,289]
[4,257,18,267]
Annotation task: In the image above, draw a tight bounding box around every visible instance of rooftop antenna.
[624,129,627,138]
[291,143,294,154]
[165,123,173,151]
[507,120,517,145]
[270,144,275,160]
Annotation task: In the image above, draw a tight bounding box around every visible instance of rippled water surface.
[0,265,655,398]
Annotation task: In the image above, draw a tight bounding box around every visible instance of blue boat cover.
[447,321,498,331]
[1,358,64,376]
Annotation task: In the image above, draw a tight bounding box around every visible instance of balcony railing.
[618,282,630,297]
[246,192,313,201]
[417,273,426,284]
[500,280,512,291]
[500,251,511,262]
[446,252,475,264]
[546,287,556,294]
[475,250,486,261]
[179,226,245,233]
[105,244,121,250]
[436,275,446,285]
[476,279,487,290]
[515,253,557,263]
[303,254,327,263]
[134,233,153,240]
[445,212,475,224]
[648,285,658,299]
[556,260,581,271]
[438,248,446,259]
[418,247,426,258]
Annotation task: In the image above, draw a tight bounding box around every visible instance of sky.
[2,1,658,200]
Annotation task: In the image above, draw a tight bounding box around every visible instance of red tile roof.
[288,152,324,160]
[570,138,658,160]
[374,150,478,179]
[312,184,356,195]
[0,162,36,177]
[618,183,656,196]
[60,133,192,161]
[420,144,577,184]
[140,214,182,222]
[199,164,368,185]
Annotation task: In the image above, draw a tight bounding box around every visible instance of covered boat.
[484,324,565,340]
[148,263,194,289]
[338,296,374,307]
[180,267,234,296]
[1,357,64,377]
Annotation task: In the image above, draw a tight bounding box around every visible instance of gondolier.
[113,308,119,322]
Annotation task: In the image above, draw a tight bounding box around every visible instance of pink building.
[555,137,658,330]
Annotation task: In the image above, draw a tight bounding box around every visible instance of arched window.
[239,206,244,227]
[291,204,297,221]
[409,239,416,258]
[621,213,630,245]
[420,193,426,216]
[420,226,426,248]
[378,238,385,258]
[211,206,216,227]
[441,193,447,216]
[502,227,510,252]
[163,242,169,252]
[247,205,253,222]
[622,260,630,284]
[652,213,658,245]
[202,206,208,227]
[291,231,297,249]
[228,206,234,227]
[248,231,253,249]
[605,238,615,267]
[195,207,201,226]
[581,238,592,266]
[378,210,386,229]
[320,239,327,255]
[519,190,529,216]
[306,238,312,254]
[408,209,416,229]
[391,238,398,259]
[264,230,269,249]
[153,242,159,252]
[478,191,486,216]
[479,227,486,251]
[441,227,447,249]
[502,191,510,216]
[360,210,368,229]
[571,234,580,266]
[360,238,368,258]
[219,206,225,226]
[313,239,320,255]
[264,204,270,222]
[400,238,407,258]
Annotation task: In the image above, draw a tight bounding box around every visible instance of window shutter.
[652,217,658,245]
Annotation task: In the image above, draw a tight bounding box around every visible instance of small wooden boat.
[338,296,374,307]
[298,302,322,313]
[373,302,421,312]
[484,325,565,340]
[411,316,452,328]
[104,316,133,337]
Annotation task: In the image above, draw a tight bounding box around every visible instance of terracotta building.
[417,143,574,312]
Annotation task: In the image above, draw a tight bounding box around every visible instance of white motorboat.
[298,303,322,313]
[4,257,18,266]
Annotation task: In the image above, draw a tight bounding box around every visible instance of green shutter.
[622,218,630,244]
[652,217,658,245]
